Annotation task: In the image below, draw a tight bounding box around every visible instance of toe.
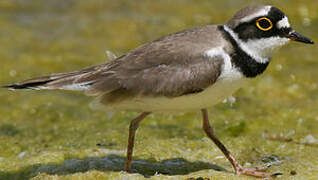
[237,167,279,178]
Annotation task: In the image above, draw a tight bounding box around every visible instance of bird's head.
[225,5,314,63]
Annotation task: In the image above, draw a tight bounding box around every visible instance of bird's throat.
[219,25,270,78]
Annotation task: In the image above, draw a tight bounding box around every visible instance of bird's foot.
[235,165,282,178]
[124,163,132,173]
[249,165,271,171]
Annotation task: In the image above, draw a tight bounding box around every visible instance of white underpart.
[244,37,290,60]
[224,25,290,63]
[106,46,246,112]
[241,6,271,23]
[277,16,291,29]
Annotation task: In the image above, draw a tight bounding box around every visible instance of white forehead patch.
[277,16,290,29]
[241,6,271,23]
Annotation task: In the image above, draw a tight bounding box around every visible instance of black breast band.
[218,25,269,78]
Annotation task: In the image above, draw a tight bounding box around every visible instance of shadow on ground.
[0,154,227,180]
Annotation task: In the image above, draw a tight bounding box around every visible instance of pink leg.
[124,112,151,172]
[201,109,281,178]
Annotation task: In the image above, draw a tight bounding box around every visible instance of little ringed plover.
[4,5,314,178]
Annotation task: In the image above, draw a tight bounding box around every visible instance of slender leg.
[201,109,280,178]
[124,112,151,172]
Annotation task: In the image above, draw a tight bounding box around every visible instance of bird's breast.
[107,75,247,112]
[106,54,247,112]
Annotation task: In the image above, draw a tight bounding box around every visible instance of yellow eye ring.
[256,17,273,31]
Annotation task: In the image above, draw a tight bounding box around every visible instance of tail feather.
[3,79,54,90]
[3,71,93,91]
[3,57,120,95]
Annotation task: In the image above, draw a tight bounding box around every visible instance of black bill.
[286,30,314,44]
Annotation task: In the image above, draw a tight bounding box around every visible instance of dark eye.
[256,17,273,31]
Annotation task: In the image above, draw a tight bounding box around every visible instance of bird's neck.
[219,25,270,78]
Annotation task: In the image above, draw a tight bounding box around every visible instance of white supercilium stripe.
[240,6,271,23]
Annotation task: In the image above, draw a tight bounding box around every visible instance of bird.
[3,5,314,178]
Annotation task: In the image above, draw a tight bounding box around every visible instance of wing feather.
[87,25,226,98]
[6,25,228,101]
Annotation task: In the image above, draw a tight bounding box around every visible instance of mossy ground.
[0,0,317,179]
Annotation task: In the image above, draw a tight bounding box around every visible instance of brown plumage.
[4,5,314,178]
[5,25,225,100]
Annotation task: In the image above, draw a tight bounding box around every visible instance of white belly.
[108,77,246,112]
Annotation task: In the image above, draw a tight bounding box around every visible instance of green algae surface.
[0,0,317,179]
